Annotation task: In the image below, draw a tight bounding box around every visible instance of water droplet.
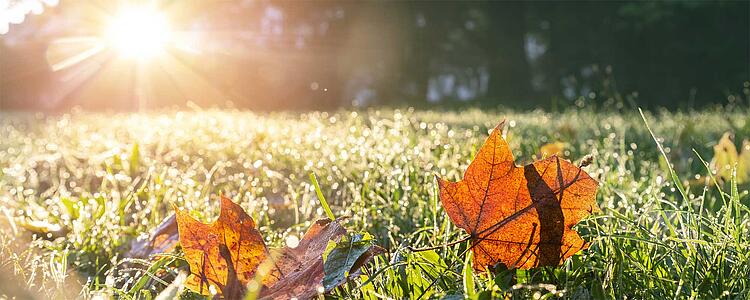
[285,235,299,248]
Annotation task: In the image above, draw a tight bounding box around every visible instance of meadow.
[0,107,748,299]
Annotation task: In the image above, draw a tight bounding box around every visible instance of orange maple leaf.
[438,121,599,271]
[175,196,267,297]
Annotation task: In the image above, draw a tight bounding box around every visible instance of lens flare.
[106,7,171,59]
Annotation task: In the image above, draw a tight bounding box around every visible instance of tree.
[481,1,533,107]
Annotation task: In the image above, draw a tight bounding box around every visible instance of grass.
[0,107,748,299]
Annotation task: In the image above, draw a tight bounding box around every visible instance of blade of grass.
[462,251,475,298]
[310,172,335,220]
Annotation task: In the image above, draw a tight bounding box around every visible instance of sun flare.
[106,7,171,59]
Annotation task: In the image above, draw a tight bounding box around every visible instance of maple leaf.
[175,196,267,298]
[174,196,380,299]
[438,121,599,271]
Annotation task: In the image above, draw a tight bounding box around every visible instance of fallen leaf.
[709,133,750,184]
[438,121,599,271]
[127,214,179,259]
[175,196,381,299]
[17,219,69,240]
[176,196,267,298]
[540,142,565,158]
[710,132,739,182]
[739,139,750,184]
[321,232,384,291]
[155,272,188,300]
[259,219,378,300]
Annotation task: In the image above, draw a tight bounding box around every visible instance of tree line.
[1,1,748,110]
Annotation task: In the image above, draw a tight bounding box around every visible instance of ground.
[0,108,748,299]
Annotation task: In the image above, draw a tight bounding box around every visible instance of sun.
[106,7,171,59]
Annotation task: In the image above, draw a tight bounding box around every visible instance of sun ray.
[34,1,279,110]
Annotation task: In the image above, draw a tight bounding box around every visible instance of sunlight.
[106,7,171,59]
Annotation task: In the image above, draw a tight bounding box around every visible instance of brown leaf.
[438,121,599,271]
[127,214,179,259]
[175,196,381,299]
[259,218,345,300]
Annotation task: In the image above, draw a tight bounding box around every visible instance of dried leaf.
[710,133,750,184]
[260,218,348,300]
[438,121,599,271]
[739,140,750,184]
[540,142,565,158]
[127,214,179,259]
[175,196,381,299]
[175,196,267,297]
[710,132,739,182]
[261,218,382,299]
[18,219,69,240]
[154,272,187,300]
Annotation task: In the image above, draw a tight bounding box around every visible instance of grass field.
[1,107,749,299]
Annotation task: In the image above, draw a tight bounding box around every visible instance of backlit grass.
[0,107,748,299]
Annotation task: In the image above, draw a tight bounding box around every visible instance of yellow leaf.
[540,142,565,158]
[738,139,750,184]
[710,132,739,182]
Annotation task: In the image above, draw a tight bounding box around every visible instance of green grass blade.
[462,251,475,298]
[310,172,335,220]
